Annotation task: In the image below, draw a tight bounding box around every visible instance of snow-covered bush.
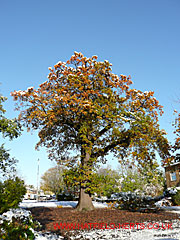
[0,208,40,240]
[155,198,172,207]
[116,188,178,211]
[142,182,164,197]
[116,191,161,211]
[167,188,177,195]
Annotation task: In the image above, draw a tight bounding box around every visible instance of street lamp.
[36,158,40,201]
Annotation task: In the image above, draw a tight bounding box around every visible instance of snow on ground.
[19,200,107,209]
[67,221,180,240]
[34,220,180,240]
[18,200,180,240]
[161,206,180,214]
[20,200,180,214]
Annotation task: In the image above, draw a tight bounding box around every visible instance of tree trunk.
[75,149,95,211]
[76,187,95,211]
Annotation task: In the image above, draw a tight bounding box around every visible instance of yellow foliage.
[106,201,117,209]
[57,205,63,208]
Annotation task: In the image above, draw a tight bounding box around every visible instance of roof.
[164,161,180,168]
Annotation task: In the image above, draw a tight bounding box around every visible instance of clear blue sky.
[0,0,180,186]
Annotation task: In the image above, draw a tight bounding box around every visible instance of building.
[165,154,180,189]
[24,185,37,200]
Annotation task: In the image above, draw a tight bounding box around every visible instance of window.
[170,172,177,181]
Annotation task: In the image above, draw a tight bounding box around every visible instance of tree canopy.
[11,52,171,210]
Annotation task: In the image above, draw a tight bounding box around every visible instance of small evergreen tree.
[0,177,26,214]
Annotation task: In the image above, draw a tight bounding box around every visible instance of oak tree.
[11,52,170,211]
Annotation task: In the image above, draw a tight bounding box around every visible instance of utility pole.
[36,158,40,202]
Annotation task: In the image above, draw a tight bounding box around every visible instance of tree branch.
[91,124,112,143]
[92,131,132,159]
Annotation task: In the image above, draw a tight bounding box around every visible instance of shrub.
[0,179,40,239]
[57,193,74,201]
[0,208,40,240]
[171,190,180,206]
[0,177,26,214]
[116,192,162,211]
[116,189,177,211]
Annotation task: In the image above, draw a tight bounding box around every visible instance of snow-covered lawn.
[161,206,180,214]
[17,200,180,239]
[19,200,107,209]
[20,199,180,214]
[35,220,180,240]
